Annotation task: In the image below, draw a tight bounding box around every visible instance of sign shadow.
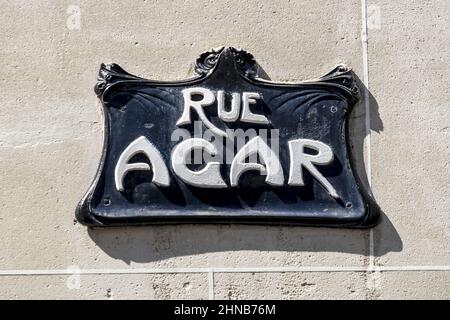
[87,64,402,263]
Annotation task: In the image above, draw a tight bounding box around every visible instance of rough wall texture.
[0,0,449,299]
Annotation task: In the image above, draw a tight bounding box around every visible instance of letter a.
[230,136,284,186]
[114,136,170,191]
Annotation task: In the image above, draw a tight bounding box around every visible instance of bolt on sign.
[76,47,380,227]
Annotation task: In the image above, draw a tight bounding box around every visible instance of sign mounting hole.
[103,198,111,206]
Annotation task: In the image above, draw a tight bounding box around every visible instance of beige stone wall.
[0,0,449,299]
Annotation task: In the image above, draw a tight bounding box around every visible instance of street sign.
[76,47,380,227]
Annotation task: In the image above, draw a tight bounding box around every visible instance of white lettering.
[114,136,338,198]
[241,92,269,124]
[114,136,170,191]
[288,139,338,198]
[176,88,269,137]
[177,88,227,137]
[171,138,227,188]
[230,136,284,186]
[217,90,241,122]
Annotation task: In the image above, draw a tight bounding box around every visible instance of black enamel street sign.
[76,47,380,228]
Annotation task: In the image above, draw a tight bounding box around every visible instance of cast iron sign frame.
[76,47,380,228]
